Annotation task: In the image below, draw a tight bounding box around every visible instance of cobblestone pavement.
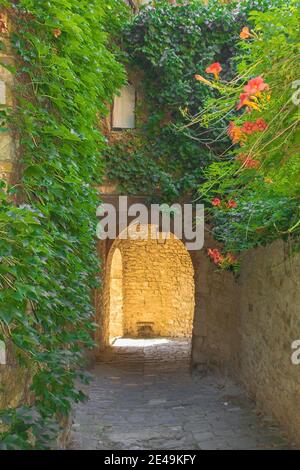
[70,338,290,450]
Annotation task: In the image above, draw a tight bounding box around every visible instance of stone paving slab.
[69,338,291,450]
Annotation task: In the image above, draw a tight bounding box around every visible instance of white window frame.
[111,83,137,131]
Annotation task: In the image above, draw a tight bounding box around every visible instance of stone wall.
[192,238,300,445]
[237,241,300,445]
[0,12,16,184]
[0,342,32,412]
[191,237,239,374]
[0,11,29,417]
[102,227,195,343]
[121,233,195,338]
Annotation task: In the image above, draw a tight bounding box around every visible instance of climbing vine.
[0,0,128,449]
[106,0,288,202]
[193,1,300,257]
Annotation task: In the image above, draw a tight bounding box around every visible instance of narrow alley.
[70,339,289,450]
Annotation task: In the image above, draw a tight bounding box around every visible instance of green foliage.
[105,134,177,199]
[0,0,127,449]
[197,1,300,253]
[106,0,288,201]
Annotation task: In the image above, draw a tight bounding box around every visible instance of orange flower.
[240,118,268,135]
[212,197,221,207]
[195,74,211,85]
[226,253,237,264]
[237,93,250,110]
[228,122,245,144]
[208,249,238,268]
[237,93,260,111]
[244,76,269,96]
[254,118,268,132]
[237,77,269,111]
[241,121,256,135]
[244,157,260,169]
[205,62,222,80]
[227,199,237,209]
[237,154,260,169]
[240,27,251,39]
[53,28,62,38]
[208,248,224,265]
[264,177,273,184]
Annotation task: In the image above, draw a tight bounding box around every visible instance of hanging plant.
[194,2,300,255]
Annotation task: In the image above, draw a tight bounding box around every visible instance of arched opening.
[103,225,195,356]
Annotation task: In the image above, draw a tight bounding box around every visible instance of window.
[111,84,136,130]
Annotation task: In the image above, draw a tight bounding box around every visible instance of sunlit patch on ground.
[70,339,289,450]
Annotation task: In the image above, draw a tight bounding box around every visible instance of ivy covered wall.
[0,0,128,450]
[105,0,287,202]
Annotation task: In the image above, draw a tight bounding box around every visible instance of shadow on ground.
[70,338,290,450]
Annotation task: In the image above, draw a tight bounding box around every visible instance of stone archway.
[101,224,195,348]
